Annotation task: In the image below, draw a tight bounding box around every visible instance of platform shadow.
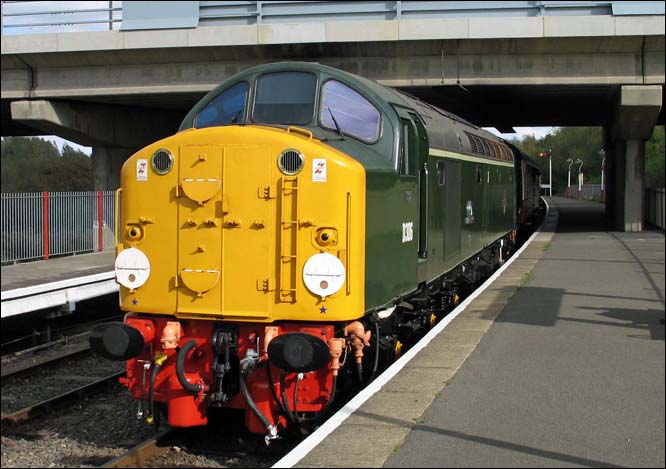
[372,410,625,468]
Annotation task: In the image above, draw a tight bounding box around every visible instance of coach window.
[319,80,381,142]
[195,82,248,129]
[253,72,316,125]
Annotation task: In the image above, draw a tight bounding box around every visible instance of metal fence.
[3,1,663,35]
[644,188,665,230]
[564,184,605,202]
[1,191,116,264]
[1,1,122,34]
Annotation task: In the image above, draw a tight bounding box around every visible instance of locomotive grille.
[151,149,173,175]
[278,149,304,175]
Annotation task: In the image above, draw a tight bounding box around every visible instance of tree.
[508,126,665,193]
[645,126,665,188]
[1,137,93,192]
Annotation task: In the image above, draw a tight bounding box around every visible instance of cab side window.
[399,120,416,176]
[195,82,248,129]
[320,80,381,142]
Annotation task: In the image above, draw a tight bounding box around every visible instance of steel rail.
[101,428,175,468]
[1,370,125,426]
[1,342,91,379]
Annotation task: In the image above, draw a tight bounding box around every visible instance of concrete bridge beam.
[607,85,662,232]
[10,100,182,148]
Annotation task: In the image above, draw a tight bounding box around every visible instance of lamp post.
[599,149,606,202]
[566,157,574,197]
[576,158,584,200]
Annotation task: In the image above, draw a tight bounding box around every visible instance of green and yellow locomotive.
[91,62,540,438]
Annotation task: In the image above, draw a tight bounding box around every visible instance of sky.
[3,2,556,153]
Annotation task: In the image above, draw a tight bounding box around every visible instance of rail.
[644,188,665,229]
[102,428,174,468]
[1,191,116,264]
[1,370,124,425]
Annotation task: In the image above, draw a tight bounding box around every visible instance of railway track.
[101,423,296,468]
[102,428,175,468]
[1,370,124,426]
[1,336,92,379]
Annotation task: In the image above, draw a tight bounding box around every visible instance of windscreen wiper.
[327,107,345,140]
[230,109,244,124]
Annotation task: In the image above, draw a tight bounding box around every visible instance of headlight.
[302,252,345,299]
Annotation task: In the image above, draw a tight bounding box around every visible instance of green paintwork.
[178,62,518,314]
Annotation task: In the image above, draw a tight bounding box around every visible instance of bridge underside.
[3,84,664,138]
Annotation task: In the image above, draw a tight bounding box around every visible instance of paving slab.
[1,251,115,292]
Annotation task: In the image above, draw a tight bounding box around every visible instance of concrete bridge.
[1,1,664,231]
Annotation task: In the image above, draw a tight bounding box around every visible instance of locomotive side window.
[399,120,416,176]
[437,160,446,186]
[195,82,248,129]
[319,80,381,142]
[253,72,316,125]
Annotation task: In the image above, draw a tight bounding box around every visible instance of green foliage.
[646,126,665,188]
[509,126,665,193]
[1,137,93,192]
[509,127,603,194]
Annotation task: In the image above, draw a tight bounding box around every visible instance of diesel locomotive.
[91,62,541,440]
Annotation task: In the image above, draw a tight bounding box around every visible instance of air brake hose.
[240,369,272,430]
[356,363,364,383]
[147,353,167,425]
[266,362,288,417]
[147,361,161,425]
[280,371,297,425]
[176,339,202,394]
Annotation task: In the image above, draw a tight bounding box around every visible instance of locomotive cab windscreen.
[187,70,385,150]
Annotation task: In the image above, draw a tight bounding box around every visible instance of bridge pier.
[606,85,662,232]
[92,147,135,190]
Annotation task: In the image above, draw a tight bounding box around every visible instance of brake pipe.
[176,340,203,394]
[146,353,167,425]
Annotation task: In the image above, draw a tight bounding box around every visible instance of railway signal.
[538,149,552,196]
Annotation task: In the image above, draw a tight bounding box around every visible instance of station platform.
[1,251,116,318]
[280,197,665,468]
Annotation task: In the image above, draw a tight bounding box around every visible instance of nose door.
[219,145,274,320]
[176,143,275,319]
[177,144,224,314]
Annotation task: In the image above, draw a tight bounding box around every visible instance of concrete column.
[609,85,662,232]
[92,147,135,190]
[610,138,647,232]
[603,127,614,228]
